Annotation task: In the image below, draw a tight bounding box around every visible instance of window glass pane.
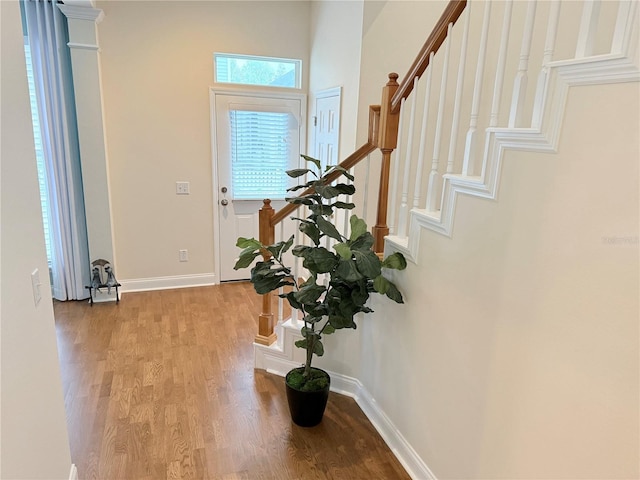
[230,110,291,200]
[215,53,300,89]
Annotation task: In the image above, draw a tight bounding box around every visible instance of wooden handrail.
[270,142,377,226]
[254,0,468,345]
[391,0,467,113]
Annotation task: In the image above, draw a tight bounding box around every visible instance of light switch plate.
[31,268,41,306]
[176,181,190,195]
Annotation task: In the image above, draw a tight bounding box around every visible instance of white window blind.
[230,110,291,200]
[24,41,53,266]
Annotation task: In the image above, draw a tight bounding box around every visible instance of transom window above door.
[214,53,302,89]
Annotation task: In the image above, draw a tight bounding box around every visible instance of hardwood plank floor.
[54,283,410,479]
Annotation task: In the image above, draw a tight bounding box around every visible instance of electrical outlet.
[179,249,189,262]
[176,181,190,195]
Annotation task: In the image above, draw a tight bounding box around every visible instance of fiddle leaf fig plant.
[234,154,406,389]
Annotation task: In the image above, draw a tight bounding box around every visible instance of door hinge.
[313,116,317,127]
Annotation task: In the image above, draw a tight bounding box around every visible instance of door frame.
[209,86,307,283]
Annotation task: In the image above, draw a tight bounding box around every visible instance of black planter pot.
[285,367,330,427]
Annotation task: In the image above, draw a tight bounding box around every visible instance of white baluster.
[362,153,371,221]
[291,222,299,326]
[462,2,490,175]
[611,0,635,55]
[446,4,470,176]
[414,52,434,209]
[278,222,284,324]
[426,52,438,210]
[532,0,561,129]
[489,0,513,128]
[427,22,453,212]
[343,168,352,236]
[508,0,538,128]
[398,77,419,238]
[575,0,601,58]
[388,98,405,235]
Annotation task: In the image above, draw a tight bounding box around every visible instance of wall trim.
[255,320,437,480]
[57,4,104,23]
[119,273,216,293]
[69,464,78,480]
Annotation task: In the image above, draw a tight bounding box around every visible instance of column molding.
[59,2,118,303]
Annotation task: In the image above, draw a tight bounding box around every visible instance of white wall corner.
[119,273,216,293]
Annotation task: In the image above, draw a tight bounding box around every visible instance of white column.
[58,4,117,289]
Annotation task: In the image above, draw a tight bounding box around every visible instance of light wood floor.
[54,283,410,479]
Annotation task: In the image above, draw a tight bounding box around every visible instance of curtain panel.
[23,0,90,300]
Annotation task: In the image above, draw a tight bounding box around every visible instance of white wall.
[0,1,73,478]
[308,0,364,157]
[308,1,639,477]
[363,81,639,478]
[95,0,311,284]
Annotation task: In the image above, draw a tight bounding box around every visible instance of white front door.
[212,91,305,282]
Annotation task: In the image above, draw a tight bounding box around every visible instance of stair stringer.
[386,51,640,264]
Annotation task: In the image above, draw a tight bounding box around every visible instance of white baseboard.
[255,320,437,480]
[69,464,78,480]
[119,273,216,293]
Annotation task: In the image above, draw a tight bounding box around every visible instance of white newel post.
[58,3,117,303]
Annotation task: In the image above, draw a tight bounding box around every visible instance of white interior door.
[314,88,341,169]
[213,92,304,282]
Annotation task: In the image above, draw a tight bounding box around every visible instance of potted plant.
[234,155,406,427]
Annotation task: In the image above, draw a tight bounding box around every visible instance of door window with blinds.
[229,106,296,200]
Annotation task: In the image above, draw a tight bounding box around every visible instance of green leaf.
[333,242,352,259]
[332,201,355,210]
[298,221,321,246]
[309,204,334,216]
[280,291,302,310]
[373,274,390,294]
[294,246,338,273]
[328,314,355,329]
[335,259,363,282]
[382,252,407,270]
[294,282,326,304]
[236,237,262,250]
[350,232,374,251]
[323,324,336,335]
[286,168,313,178]
[316,216,343,242]
[373,275,404,303]
[349,215,367,241]
[287,183,313,192]
[234,251,259,269]
[301,154,321,170]
[330,165,355,181]
[315,184,340,199]
[384,281,404,303]
[334,184,356,195]
[353,250,382,278]
[294,339,307,350]
[313,339,324,356]
[265,235,295,260]
[285,196,314,206]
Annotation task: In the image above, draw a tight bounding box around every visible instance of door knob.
[221,186,228,193]
[220,199,229,206]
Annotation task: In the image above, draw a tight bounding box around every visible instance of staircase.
[252,1,638,477]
